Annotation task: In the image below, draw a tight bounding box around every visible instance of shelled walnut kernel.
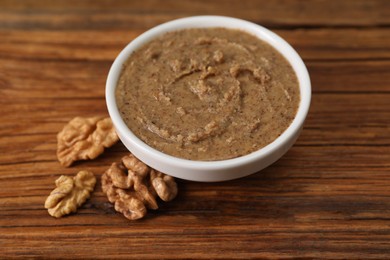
[45,170,96,218]
[57,117,119,167]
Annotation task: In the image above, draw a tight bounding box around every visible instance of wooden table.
[1,1,390,258]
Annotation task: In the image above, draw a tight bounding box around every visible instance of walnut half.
[57,117,119,167]
[102,154,178,220]
[45,170,96,218]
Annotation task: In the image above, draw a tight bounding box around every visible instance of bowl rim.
[106,15,311,172]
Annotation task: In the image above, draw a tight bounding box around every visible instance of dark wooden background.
[1,0,390,258]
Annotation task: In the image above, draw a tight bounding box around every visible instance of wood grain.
[1,0,390,259]
[0,0,389,29]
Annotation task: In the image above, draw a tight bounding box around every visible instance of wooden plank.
[283,29,390,61]
[1,94,389,126]
[1,144,390,189]
[308,60,390,93]
[0,0,389,29]
[1,225,389,259]
[0,29,389,62]
[1,58,389,101]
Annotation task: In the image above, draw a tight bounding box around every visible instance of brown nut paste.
[116,28,300,161]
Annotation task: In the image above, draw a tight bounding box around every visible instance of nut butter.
[116,28,300,161]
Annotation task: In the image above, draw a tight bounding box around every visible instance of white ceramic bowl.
[106,16,311,182]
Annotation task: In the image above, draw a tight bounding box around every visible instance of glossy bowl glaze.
[106,16,311,182]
